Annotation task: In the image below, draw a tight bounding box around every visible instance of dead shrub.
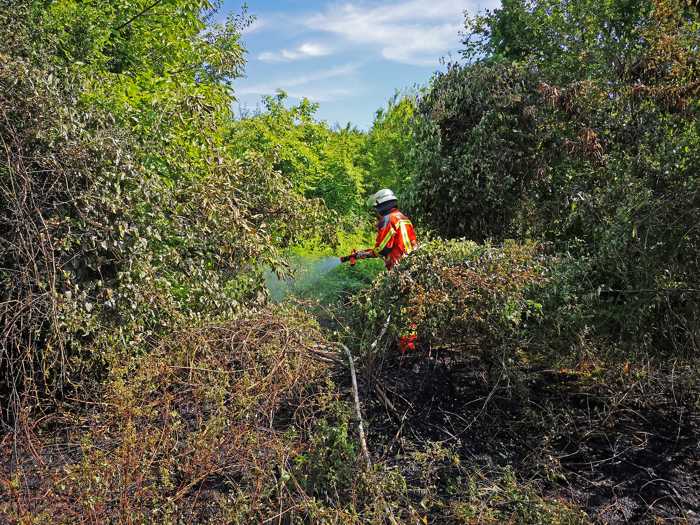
[0,308,361,523]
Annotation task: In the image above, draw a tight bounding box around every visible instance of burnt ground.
[358,353,700,524]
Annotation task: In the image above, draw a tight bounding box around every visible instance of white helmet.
[366,188,397,208]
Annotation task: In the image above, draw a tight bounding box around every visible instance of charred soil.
[358,351,700,523]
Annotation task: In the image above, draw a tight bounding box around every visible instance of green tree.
[364,94,417,200]
[463,0,654,82]
[229,92,368,218]
[0,1,329,415]
[407,0,700,349]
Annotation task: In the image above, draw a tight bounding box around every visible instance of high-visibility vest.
[373,209,418,270]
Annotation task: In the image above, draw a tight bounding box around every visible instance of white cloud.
[236,63,360,100]
[242,18,267,35]
[306,0,499,66]
[259,42,333,62]
[285,88,353,103]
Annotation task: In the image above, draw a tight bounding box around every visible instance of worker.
[340,188,418,270]
[340,188,419,352]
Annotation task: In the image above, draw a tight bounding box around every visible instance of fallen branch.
[370,314,392,351]
[340,343,371,469]
[307,347,343,365]
[375,382,399,419]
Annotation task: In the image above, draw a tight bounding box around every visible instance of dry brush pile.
[1,309,369,523]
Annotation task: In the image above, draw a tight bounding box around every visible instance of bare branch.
[114,0,164,32]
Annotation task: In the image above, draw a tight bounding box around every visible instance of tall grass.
[267,226,386,305]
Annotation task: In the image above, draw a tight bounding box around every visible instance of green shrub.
[348,239,549,369]
[0,3,330,418]
[346,235,698,370]
[406,0,700,353]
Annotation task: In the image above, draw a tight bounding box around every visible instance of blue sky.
[220,0,500,129]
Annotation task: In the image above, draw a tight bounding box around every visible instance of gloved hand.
[340,249,358,265]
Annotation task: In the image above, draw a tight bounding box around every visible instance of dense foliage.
[0,1,329,417]
[407,0,699,352]
[361,94,418,203]
[352,240,548,361]
[229,93,370,218]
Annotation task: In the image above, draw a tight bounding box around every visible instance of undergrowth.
[341,239,699,523]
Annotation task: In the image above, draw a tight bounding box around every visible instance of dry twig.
[340,343,371,469]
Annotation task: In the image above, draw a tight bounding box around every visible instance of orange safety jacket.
[372,208,418,270]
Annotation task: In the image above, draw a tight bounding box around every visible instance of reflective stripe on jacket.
[373,209,418,270]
